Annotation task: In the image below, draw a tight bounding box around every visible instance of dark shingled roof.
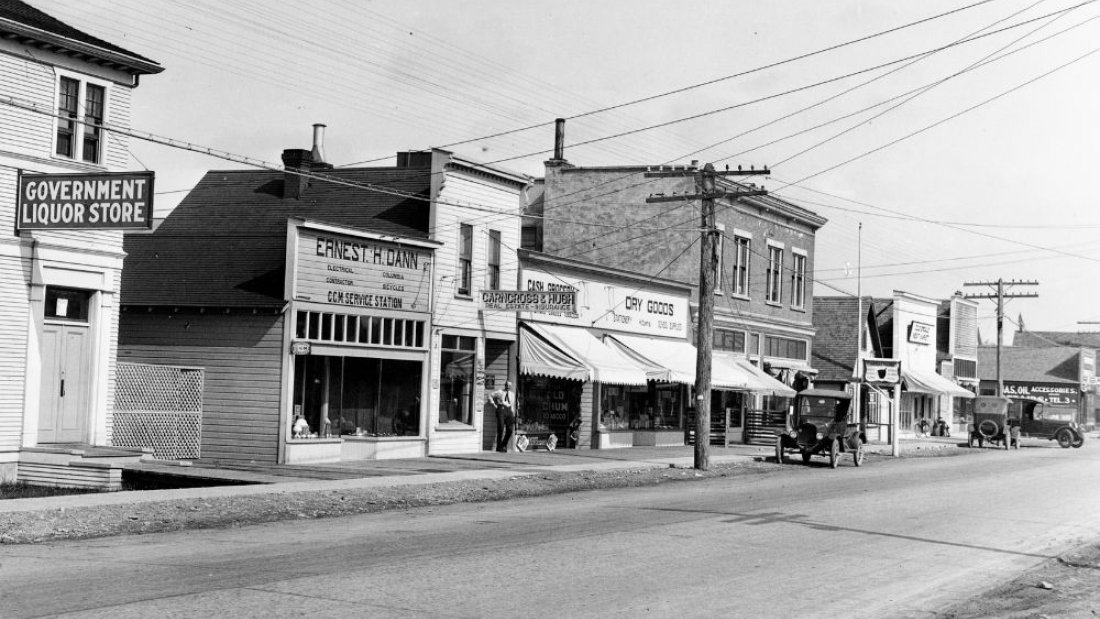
[0,0,160,69]
[1013,331,1100,348]
[977,345,1081,384]
[121,167,431,308]
[811,296,862,382]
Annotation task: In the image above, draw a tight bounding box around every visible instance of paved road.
[3,442,1099,618]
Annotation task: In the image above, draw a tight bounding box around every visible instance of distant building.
[812,292,975,438]
[982,326,1099,428]
[0,0,161,481]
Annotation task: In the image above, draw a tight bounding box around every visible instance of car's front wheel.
[1072,434,1084,448]
[1056,429,1074,449]
[775,436,785,464]
[801,449,811,464]
[829,438,840,469]
[852,441,864,467]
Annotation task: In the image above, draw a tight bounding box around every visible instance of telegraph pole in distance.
[646,162,768,470]
[963,279,1038,397]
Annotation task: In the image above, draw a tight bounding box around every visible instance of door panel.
[38,324,91,443]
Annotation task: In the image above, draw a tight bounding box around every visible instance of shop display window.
[295,310,425,348]
[600,384,684,430]
[712,390,745,428]
[519,376,581,446]
[292,355,421,438]
[439,335,476,425]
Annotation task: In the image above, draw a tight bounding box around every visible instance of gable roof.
[977,345,1081,384]
[811,296,862,382]
[1013,331,1100,348]
[121,167,431,308]
[0,0,161,74]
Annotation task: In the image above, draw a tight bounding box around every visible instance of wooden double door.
[37,322,92,444]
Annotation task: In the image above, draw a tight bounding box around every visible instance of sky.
[30,0,1100,342]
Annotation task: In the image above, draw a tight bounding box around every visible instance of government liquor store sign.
[17,171,154,230]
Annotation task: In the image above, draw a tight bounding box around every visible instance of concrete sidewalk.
[0,436,965,515]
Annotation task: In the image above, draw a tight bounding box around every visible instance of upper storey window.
[55,76,107,164]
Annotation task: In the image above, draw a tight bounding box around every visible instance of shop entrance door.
[38,323,92,443]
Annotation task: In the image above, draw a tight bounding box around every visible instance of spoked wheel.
[775,436,785,464]
[829,438,840,469]
[801,449,812,464]
[852,441,864,467]
[1072,435,1084,448]
[1056,429,1073,449]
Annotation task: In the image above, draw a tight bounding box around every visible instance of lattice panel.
[113,362,204,460]
[113,411,201,460]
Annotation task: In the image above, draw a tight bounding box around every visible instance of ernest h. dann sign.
[17,171,154,230]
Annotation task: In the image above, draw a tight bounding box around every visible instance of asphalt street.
[3,441,1099,618]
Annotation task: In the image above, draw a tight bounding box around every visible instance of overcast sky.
[32,0,1100,341]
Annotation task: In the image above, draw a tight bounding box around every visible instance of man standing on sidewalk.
[491,381,516,452]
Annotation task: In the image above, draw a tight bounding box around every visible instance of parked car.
[775,389,865,468]
[968,396,1085,449]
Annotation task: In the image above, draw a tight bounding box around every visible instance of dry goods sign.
[17,171,154,230]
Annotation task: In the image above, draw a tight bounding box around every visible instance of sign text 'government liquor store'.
[17,171,154,230]
[482,291,577,313]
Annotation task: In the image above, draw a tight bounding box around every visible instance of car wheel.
[801,449,811,464]
[1056,429,1073,449]
[829,438,840,469]
[978,420,999,438]
[775,436,785,464]
[1072,435,1084,448]
[853,441,864,467]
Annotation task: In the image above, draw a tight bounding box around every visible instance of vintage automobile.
[775,389,866,468]
[968,395,1085,449]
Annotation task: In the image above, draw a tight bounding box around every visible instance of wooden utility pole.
[646,162,768,470]
[963,279,1038,397]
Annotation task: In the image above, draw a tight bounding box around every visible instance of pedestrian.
[491,380,516,452]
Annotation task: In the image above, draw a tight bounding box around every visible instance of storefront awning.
[733,356,798,397]
[604,333,697,384]
[521,323,648,386]
[903,367,975,399]
[519,326,589,382]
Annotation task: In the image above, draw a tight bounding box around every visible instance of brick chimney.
[281,148,312,199]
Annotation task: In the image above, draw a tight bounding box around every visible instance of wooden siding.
[117,311,285,463]
[0,254,29,449]
[0,54,53,159]
[433,172,521,336]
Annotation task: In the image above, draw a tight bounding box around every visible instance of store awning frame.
[519,326,589,382]
[521,323,648,386]
[604,333,697,385]
[902,367,975,399]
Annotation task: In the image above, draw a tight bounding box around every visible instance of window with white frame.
[766,243,783,304]
[487,229,501,290]
[458,223,472,296]
[55,75,106,164]
[731,235,750,297]
[791,250,806,309]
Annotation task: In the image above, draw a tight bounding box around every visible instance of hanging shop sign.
[907,321,933,345]
[1080,349,1096,390]
[16,170,155,230]
[289,223,434,314]
[861,358,901,385]
[482,290,576,313]
[519,268,688,338]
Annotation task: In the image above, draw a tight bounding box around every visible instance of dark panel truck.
[968,395,1085,449]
